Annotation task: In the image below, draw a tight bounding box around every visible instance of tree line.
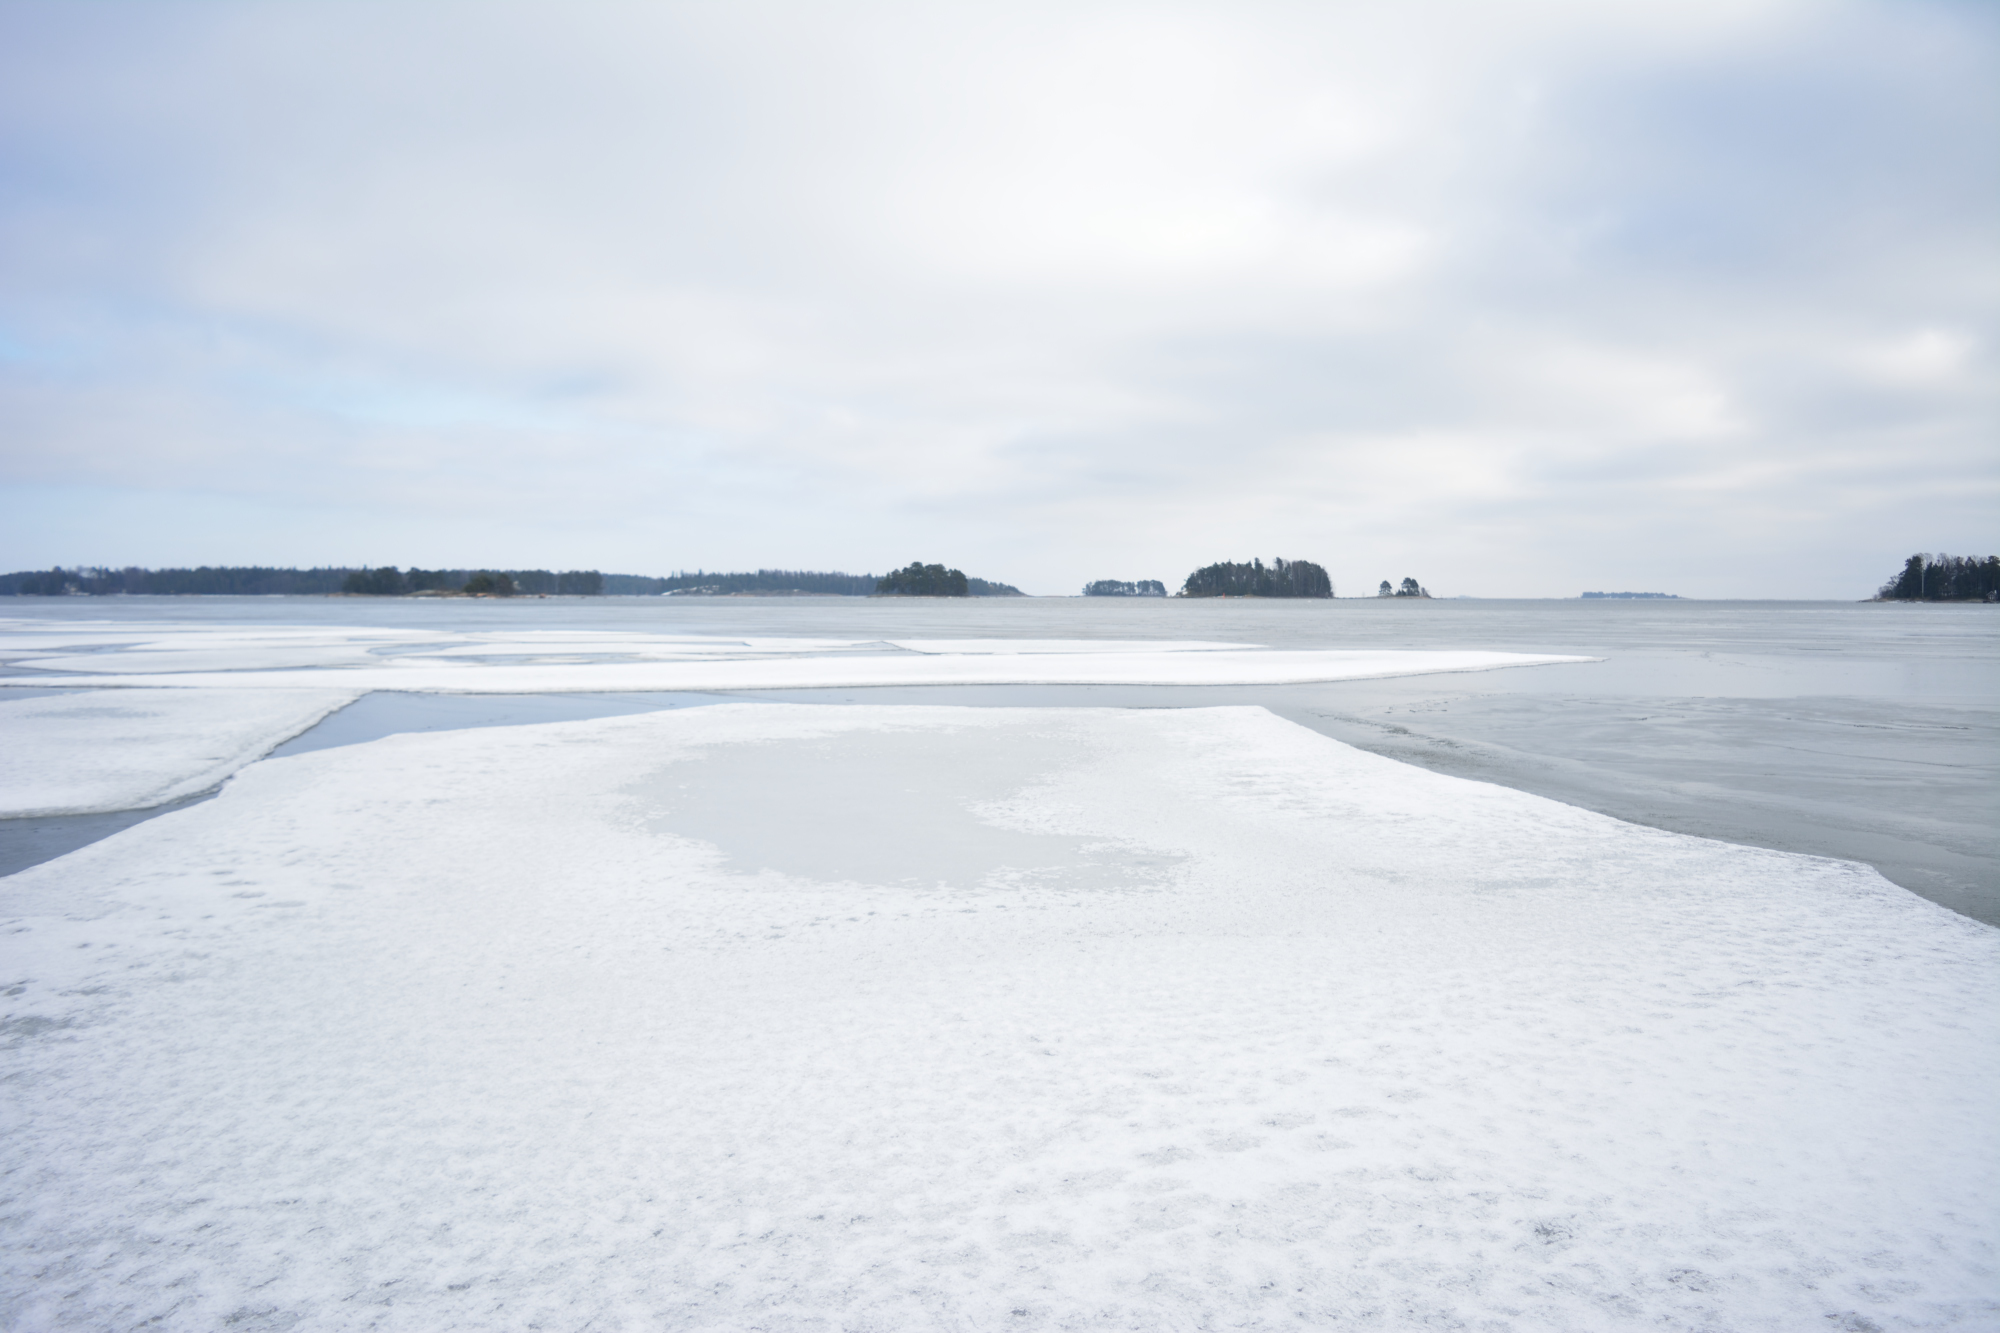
[4,566,355,596]
[625,566,1023,596]
[343,568,605,596]
[618,568,881,595]
[0,563,1027,598]
[1876,554,2000,602]
[0,565,606,597]
[1083,580,1167,597]
[1179,558,1333,598]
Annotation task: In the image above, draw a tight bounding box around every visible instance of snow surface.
[0,620,1591,692]
[0,624,452,675]
[15,648,1589,694]
[885,639,1251,655]
[2,704,1993,1331]
[0,688,358,817]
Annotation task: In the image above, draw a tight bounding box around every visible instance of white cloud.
[1854,329,1976,386]
[0,0,1992,594]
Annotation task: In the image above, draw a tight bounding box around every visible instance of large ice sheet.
[0,620,1588,689]
[2,705,1992,1331]
[1,623,453,674]
[0,688,358,817]
[886,638,1251,654]
[16,647,1588,693]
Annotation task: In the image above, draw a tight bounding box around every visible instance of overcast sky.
[0,1,1993,596]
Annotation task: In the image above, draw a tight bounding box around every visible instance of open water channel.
[3,595,1995,925]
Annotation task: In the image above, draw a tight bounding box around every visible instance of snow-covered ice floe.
[0,688,357,817]
[0,619,1593,691]
[19,648,1589,693]
[3,704,1993,1331]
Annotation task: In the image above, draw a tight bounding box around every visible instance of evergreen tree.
[877,562,970,596]
[1179,558,1332,598]
[620,569,881,596]
[1877,553,2000,601]
[341,567,408,595]
[1083,579,1166,597]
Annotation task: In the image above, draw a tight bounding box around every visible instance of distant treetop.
[1876,554,1999,602]
[0,565,611,597]
[0,563,1026,598]
[1083,579,1166,597]
[1180,559,1331,598]
[623,569,878,596]
[877,562,970,597]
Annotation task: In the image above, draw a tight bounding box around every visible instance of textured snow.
[1,620,1589,691]
[0,688,357,816]
[1,624,452,674]
[19,648,1588,694]
[885,639,1250,655]
[2,704,1992,1332]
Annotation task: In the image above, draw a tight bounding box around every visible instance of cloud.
[0,0,1993,595]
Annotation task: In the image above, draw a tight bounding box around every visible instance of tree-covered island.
[1083,580,1167,597]
[1179,559,1332,598]
[1876,554,2000,602]
[867,563,1026,597]
[876,562,968,596]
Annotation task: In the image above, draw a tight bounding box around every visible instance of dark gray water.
[0,791,219,878]
[3,596,1994,925]
[263,689,730,759]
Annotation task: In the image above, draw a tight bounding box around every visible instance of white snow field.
[0,688,358,817]
[2,704,1993,1332]
[0,618,1591,693]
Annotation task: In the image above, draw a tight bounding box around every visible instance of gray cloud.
[0,0,1993,595]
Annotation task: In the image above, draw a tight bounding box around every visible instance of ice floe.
[0,620,1592,691]
[0,623,453,674]
[2,704,1992,1330]
[0,687,358,817]
[884,638,1251,654]
[18,648,1589,694]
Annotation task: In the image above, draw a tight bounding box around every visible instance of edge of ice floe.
[0,690,363,820]
[0,649,1600,695]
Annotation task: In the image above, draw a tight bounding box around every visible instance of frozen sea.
[2,596,1996,1332]
[4,595,1994,925]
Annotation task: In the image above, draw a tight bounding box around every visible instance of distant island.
[1874,554,1999,602]
[871,562,1024,597]
[0,563,1026,598]
[1377,579,1431,599]
[1582,591,1679,600]
[1083,579,1166,597]
[1180,559,1332,598]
